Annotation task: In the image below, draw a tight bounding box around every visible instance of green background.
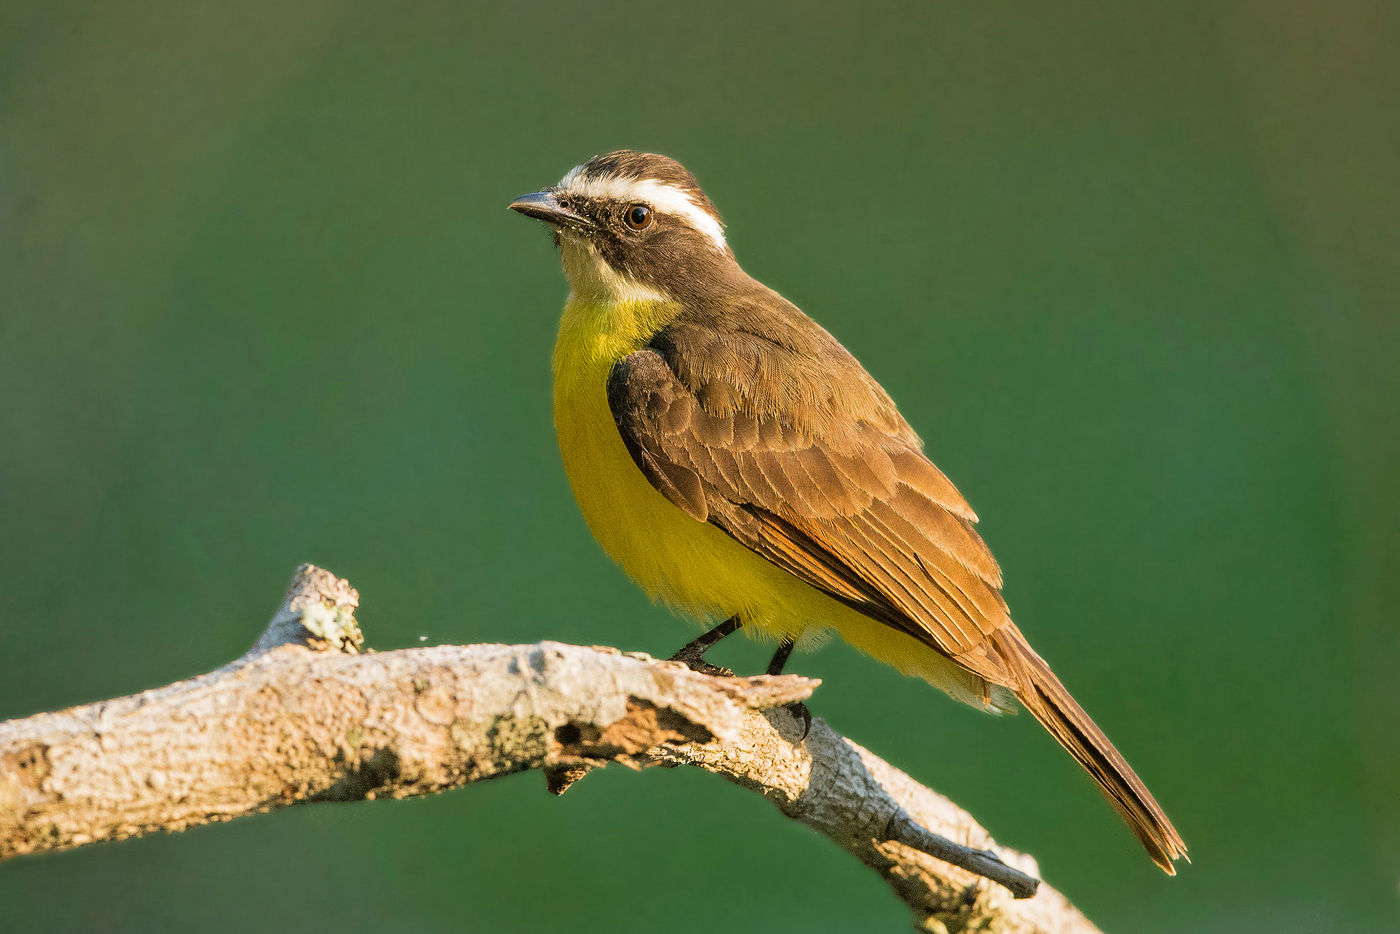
[3,2,1396,931]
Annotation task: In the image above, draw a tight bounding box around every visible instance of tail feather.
[993,626,1188,873]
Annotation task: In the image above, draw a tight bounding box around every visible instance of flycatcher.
[510,151,1186,872]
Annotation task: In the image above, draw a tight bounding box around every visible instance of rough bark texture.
[0,565,1100,934]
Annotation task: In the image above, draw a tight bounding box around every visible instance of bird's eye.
[624,203,653,230]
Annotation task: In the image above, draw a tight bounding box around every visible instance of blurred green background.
[2,2,1396,931]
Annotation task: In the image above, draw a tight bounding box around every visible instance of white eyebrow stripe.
[557,163,586,189]
[556,169,727,252]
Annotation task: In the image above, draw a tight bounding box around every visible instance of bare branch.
[0,565,1100,933]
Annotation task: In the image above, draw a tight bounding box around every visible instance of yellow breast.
[551,296,770,624]
[549,296,985,703]
[551,298,739,613]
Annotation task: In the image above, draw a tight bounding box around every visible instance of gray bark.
[0,565,1100,934]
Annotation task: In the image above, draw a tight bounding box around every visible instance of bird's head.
[510,150,737,304]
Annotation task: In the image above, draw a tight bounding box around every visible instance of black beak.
[508,190,594,230]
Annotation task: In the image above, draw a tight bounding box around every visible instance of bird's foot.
[667,615,742,677]
[781,701,812,741]
[765,637,812,740]
[667,650,735,678]
[668,622,812,739]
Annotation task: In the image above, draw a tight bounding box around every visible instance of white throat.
[558,234,670,306]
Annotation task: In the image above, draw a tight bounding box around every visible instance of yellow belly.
[551,298,810,636]
[551,297,1002,707]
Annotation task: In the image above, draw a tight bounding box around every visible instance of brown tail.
[993,625,1188,873]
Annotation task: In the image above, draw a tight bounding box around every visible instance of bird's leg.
[765,635,812,741]
[668,616,742,676]
[765,636,797,675]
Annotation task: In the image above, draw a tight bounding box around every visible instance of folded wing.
[605,311,1186,871]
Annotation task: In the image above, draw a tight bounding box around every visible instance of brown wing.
[607,307,1187,872]
[607,313,1014,684]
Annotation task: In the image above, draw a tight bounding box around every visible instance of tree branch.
[0,565,1100,933]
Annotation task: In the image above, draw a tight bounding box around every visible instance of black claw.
[784,701,812,741]
[669,653,735,678]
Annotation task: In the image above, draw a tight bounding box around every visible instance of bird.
[509,150,1187,873]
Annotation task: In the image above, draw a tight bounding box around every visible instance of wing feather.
[607,339,1011,669]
